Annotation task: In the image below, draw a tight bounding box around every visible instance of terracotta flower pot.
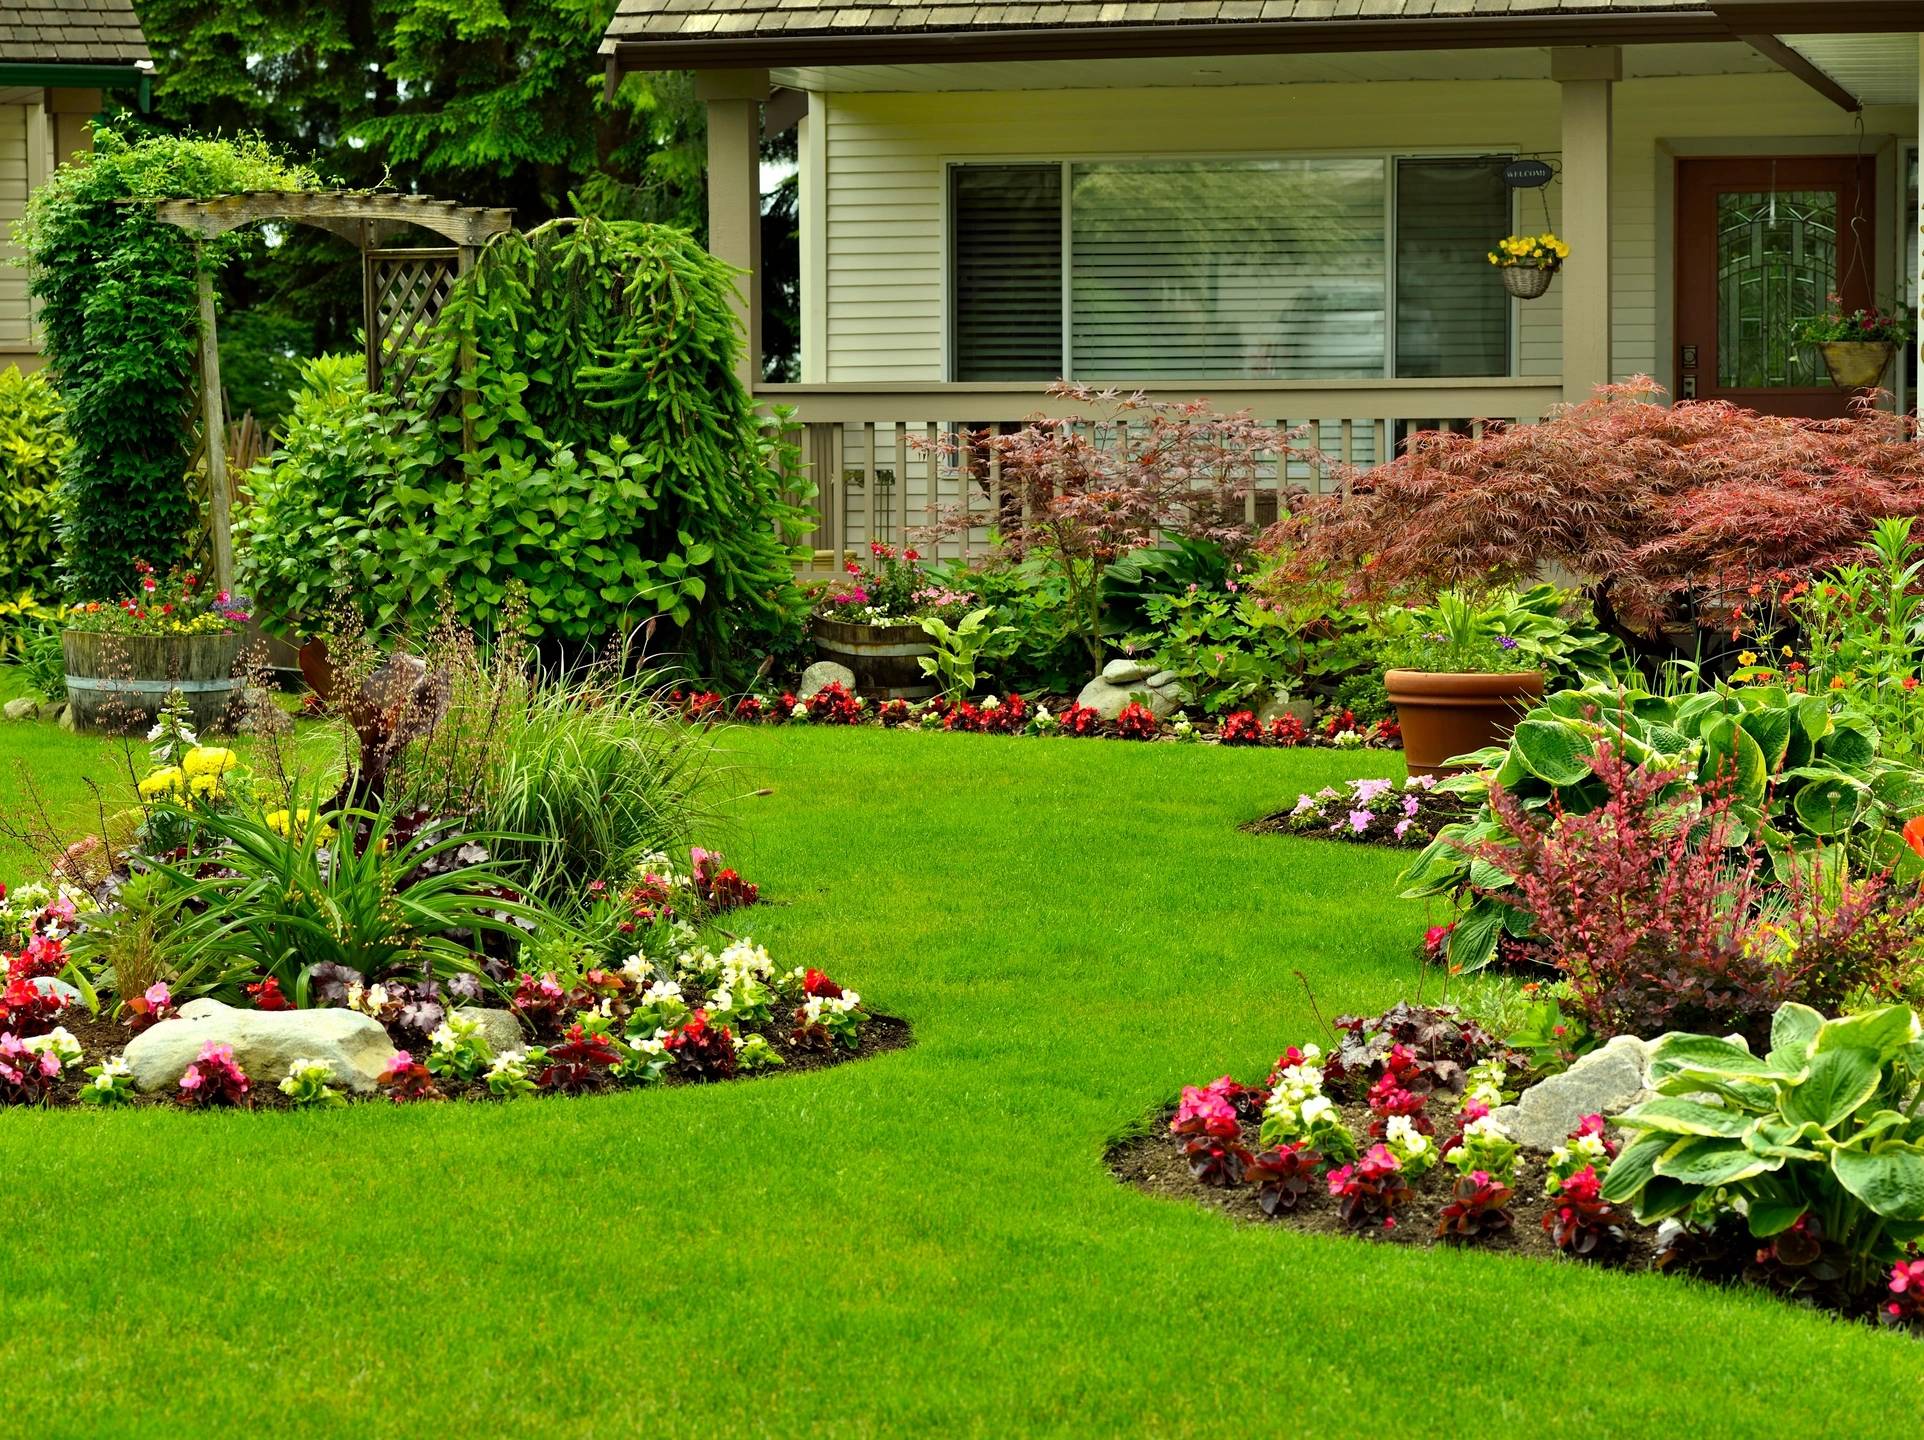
[1385,669,1545,778]
[1818,340,1895,391]
[810,615,935,700]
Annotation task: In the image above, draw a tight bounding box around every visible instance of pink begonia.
[144,981,172,1008]
[382,1050,416,1078]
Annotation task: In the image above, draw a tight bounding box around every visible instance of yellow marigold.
[1737,651,1758,667]
[138,766,186,799]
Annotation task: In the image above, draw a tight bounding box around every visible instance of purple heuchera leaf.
[309,962,365,1006]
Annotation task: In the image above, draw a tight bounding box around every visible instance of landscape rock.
[2,697,37,721]
[1257,695,1316,728]
[1507,1034,1651,1149]
[798,661,857,699]
[456,1006,525,1057]
[1146,669,1177,688]
[30,976,81,1005]
[124,999,401,1094]
[1100,659,1150,685]
[57,704,75,732]
[1075,676,1180,721]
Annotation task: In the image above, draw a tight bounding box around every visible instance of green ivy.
[18,127,316,597]
[0,366,70,594]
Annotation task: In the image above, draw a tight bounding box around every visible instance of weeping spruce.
[402,218,814,669]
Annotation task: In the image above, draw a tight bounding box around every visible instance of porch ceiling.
[772,39,1773,92]
[1780,33,1920,110]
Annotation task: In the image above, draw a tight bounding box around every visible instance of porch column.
[696,68,769,388]
[1553,47,1620,407]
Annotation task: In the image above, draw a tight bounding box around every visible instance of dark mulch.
[1242,788,1471,849]
[30,1009,911,1111]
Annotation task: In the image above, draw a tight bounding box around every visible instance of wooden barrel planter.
[62,630,244,735]
[810,616,935,700]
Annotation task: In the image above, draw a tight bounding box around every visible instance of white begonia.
[428,1022,458,1051]
[1463,1112,1510,1140]
[642,979,683,1005]
[1298,1093,1335,1128]
[790,702,808,719]
[1035,705,1052,723]
[620,951,651,981]
[982,696,1001,712]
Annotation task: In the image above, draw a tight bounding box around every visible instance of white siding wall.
[0,103,30,349]
[815,71,1915,388]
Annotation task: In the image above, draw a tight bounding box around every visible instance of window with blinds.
[1394,157,1512,378]
[1069,158,1387,380]
[949,164,1064,381]
[948,155,1518,383]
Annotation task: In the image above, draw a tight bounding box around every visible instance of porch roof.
[0,0,150,67]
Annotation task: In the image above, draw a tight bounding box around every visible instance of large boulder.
[1496,1034,1651,1150]
[124,999,401,1094]
[798,661,856,699]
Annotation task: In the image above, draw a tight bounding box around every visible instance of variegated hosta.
[1602,1002,1924,1289]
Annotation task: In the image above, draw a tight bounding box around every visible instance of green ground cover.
[2,724,1920,1435]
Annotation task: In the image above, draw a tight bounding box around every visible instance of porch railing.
[756,378,1564,575]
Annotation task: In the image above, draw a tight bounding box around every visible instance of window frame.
[942,146,1523,384]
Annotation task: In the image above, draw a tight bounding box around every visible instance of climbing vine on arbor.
[247,217,812,672]
[19,127,317,598]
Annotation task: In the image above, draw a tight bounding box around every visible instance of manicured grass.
[4,724,1922,1435]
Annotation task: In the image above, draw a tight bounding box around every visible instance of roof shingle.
[0,0,150,66]
[603,0,1710,47]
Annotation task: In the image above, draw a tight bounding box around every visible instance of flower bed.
[1244,774,1466,847]
[1111,1000,1924,1333]
[678,685,1403,751]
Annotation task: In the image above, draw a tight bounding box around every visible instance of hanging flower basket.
[1489,232,1568,303]
[1501,266,1556,300]
[1818,340,1896,391]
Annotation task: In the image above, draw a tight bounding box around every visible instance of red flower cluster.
[1268,713,1308,746]
[1366,1067,1431,1138]
[1322,708,1359,739]
[805,682,865,725]
[683,690,725,722]
[246,977,292,1011]
[1327,1144,1410,1229]
[733,694,766,722]
[1059,703,1102,737]
[378,1050,443,1103]
[1887,1258,1924,1326]
[693,848,760,912]
[1218,710,1265,746]
[537,1024,622,1093]
[6,935,66,982]
[1114,702,1159,740]
[665,1007,739,1081]
[1543,1165,1626,1255]
[802,968,844,999]
[179,1041,252,1108]
[942,693,1028,734]
[0,974,64,1038]
[877,697,912,724]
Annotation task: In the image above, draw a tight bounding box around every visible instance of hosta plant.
[1400,681,1924,972]
[1602,1001,1924,1293]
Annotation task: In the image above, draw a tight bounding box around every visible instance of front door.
[1675,155,1877,418]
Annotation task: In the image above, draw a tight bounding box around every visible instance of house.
[601,0,1921,566]
[0,0,152,372]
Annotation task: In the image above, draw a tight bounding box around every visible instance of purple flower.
[1495,635,1520,651]
[1403,794,1421,818]
[1347,810,1372,834]
[1352,778,1393,804]
[1394,818,1412,839]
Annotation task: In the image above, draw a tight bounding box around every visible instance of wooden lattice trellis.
[152,191,515,591]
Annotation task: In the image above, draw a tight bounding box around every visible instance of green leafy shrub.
[1603,1001,1924,1294]
[1402,682,1924,971]
[234,353,414,632]
[0,367,69,594]
[18,127,317,597]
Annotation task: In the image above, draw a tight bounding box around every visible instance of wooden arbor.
[153,191,514,590]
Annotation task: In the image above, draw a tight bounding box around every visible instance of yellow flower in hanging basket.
[1489,231,1569,271]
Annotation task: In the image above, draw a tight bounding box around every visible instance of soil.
[29,1007,911,1111]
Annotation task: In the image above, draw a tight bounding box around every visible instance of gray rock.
[2,697,37,721]
[1146,669,1177,689]
[1100,658,1150,685]
[1509,1034,1651,1149]
[124,999,401,1094]
[29,976,82,1005]
[1257,694,1316,727]
[456,1006,525,1057]
[1074,676,1180,722]
[798,660,857,699]
[56,704,76,732]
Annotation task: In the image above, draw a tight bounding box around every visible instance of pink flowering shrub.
[178,1041,251,1108]
[0,1032,61,1104]
[1542,1166,1626,1255]
[1886,1258,1924,1327]
[1327,1144,1410,1229]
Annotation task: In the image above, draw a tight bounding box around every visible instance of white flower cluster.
[23,1026,81,1073]
[345,982,392,1017]
[1383,1114,1437,1177]
[801,991,862,1026]
[91,1054,132,1091]
[1548,1128,1611,1178]
[1462,1057,1509,1111]
[1260,1045,1345,1150]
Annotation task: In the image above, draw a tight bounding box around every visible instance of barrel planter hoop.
[810,616,935,701]
[61,630,244,735]
[1384,669,1545,779]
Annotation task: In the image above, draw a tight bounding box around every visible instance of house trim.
[609,13,1739,74]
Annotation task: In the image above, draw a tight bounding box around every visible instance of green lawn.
[3,724,1921,1435]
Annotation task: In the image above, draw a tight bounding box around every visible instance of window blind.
[1394,158,1512,378]
[1066,158,1387,381]
[950,164,1064,381]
